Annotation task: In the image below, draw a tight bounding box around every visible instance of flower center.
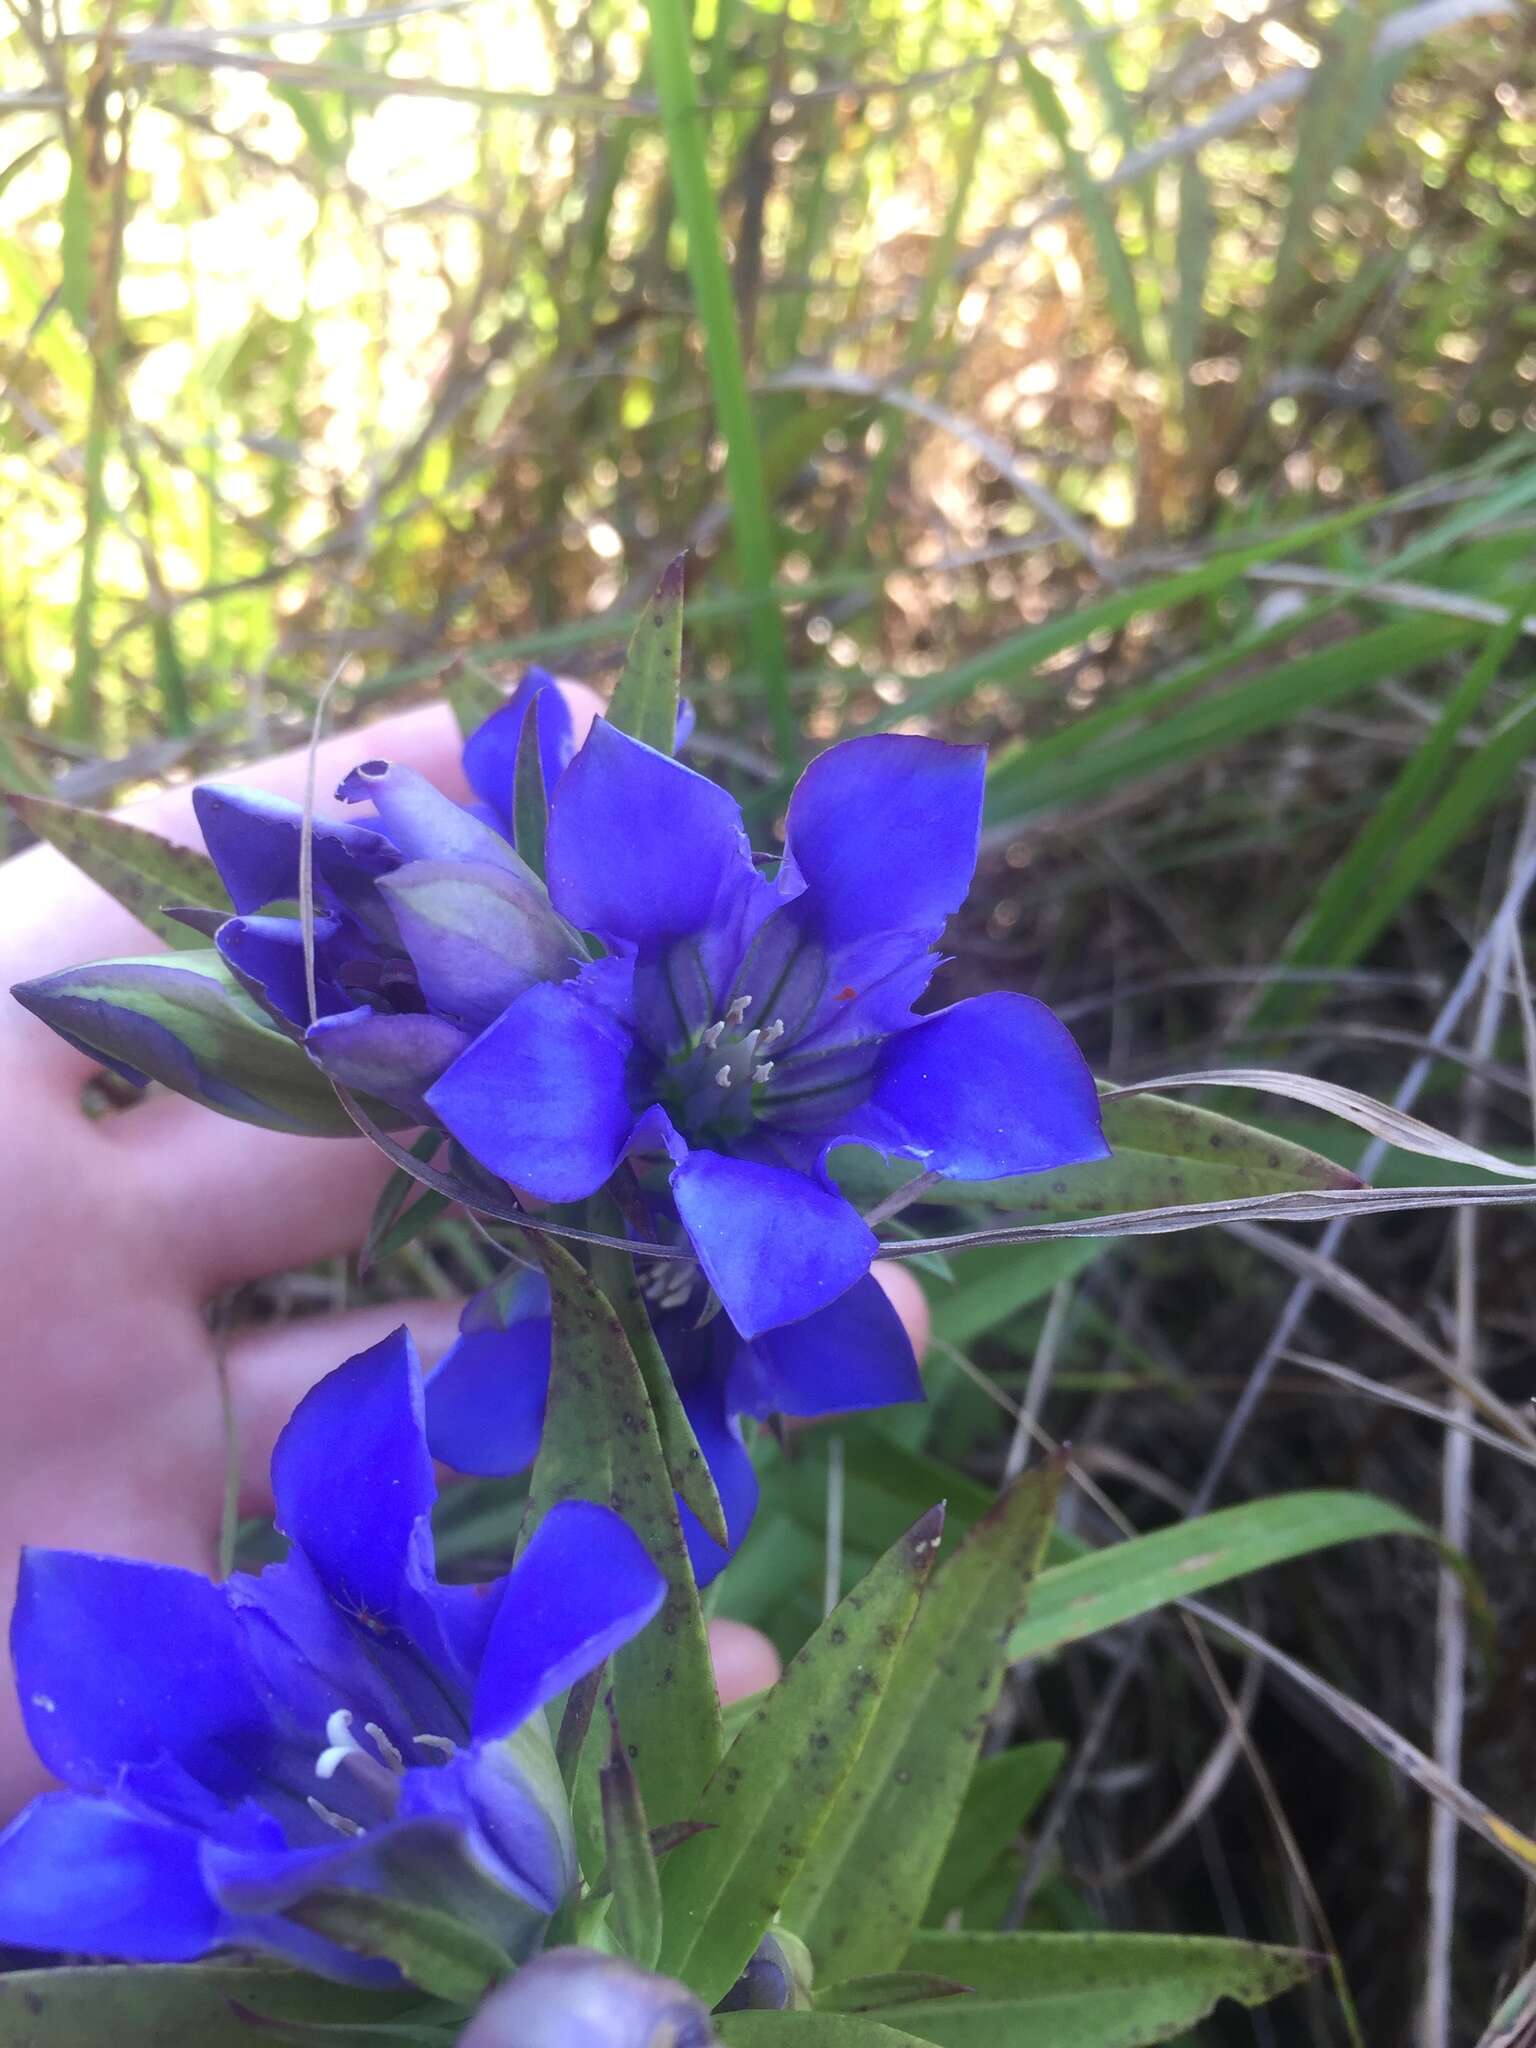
[305,1708,459,1839]
[658,997,788,1143]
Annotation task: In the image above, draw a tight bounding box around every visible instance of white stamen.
[365,1722,405,1773]
[758,1018,786,1049]
[414,1734,459,1761]
[714,1064,732,1088]
[307,1795,364,1838]
[725,994,752,1025]
[315,1709,363,1781]
[700,1020,725,1050]
[753,1062,775,1083]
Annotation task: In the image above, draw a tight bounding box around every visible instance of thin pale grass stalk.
[1009,840,1536,1920]
[1422,797,1534,2047]
[1281,1350,1536,1476]
[940,1336,1363,2040]
[1003,1278,1072,1484]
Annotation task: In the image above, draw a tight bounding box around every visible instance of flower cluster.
[2,663,1112,2031]
[0,1330,663,1977]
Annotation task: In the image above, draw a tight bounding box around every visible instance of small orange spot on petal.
[836,986,857,1001]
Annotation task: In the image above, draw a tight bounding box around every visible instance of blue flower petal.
[216,912,348,1029]
[425,980,638,1202]
[270,1327,440,1636]
[545,721,758,945]
[336,761,527,876]
[779,735,984,945]
[305,1006,470,1118]
[674,1380,758,1588]
[0,1795,225,1962]
[193,785,397,916]
[11,1549,267,1803]
[670,1148,877,1337]
[377,859,576,1030]
[426,1272,553,1477]
[462,672,574,837]
[471,1502,665,1741]
[864,991,1108,1179]
[730,1272,922,1420]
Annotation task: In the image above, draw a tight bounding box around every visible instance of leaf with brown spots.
[657,1508,944,2007]
[607,556,684,756]
[521,1234,722,1836]
[9,793,229,949]
[780,1466,1060,1981]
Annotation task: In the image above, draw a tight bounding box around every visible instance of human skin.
[0,687,929,1816]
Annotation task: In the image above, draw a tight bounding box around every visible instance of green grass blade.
[645,0,791,761]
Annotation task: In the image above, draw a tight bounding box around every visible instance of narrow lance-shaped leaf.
[658,1508,945,2007]
[288,1887,511,2007]
[512,690,550,880]
[781,1467,1061,1981]
[599,1695,665,1971]
[592,1233,730,1549]
[520,1234,723,1831]
[1009,1489,1430,1663]
[446,661,505,745]
[8,793,229,949]
[717,2019,935,2048]
[924,1743,1065,1924]
[888,1931,1315,2047]
[0,1964,424,2048]
[606,556,684,756]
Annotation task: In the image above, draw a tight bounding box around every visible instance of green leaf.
[931,1241,1102,1349]
[924,1743,1066,1922]
[446,661,504,744]
[1010,1490,1429,1663]
[592,1234,729,1549]
[288,1888,510,2005]
[935,1089,1359,1223]
[8,793,229,948]
[0,1962,426,2046]
[781,1470,1060,1980]
[819,1975,974,2015]
[607,556,685,755]
[513,692,550,879]
[601,1695,665,1969]
[892,1931,1315,2046]
[522,1234,723,1830]
[658,1510,945,2006]
[718,2019,935,2047]
[363,1130,447,1271]
[59,143,92,337]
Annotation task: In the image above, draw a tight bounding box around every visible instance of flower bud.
[377,860,579,1030]
[714,1931,814,2013]
[460,1948,716,2048]
[11,952,377,1134]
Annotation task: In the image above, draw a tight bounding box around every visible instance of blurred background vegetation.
[2,1,1535,2043]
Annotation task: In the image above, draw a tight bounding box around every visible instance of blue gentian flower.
[194,731,578,1118]
[0,1329,664,1980]
[425,726,1108,1336]
[423,1257,921,1586]
[459,1947,715,2048]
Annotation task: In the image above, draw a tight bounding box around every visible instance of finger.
[224,1296,464,1511]
[125,1103,404,1287]
[707,1618,783,1705]
[871,1259,931,1361]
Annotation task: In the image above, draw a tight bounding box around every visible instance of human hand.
[0,689,929,1815]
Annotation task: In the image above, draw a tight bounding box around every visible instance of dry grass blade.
[1184,1599,1536,1891]
[1282,1351,1536,1476]
[1104,1069,1536,1184]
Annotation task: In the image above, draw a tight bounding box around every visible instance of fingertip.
[707,1617,782,1706]
[873,1260,931,1363]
